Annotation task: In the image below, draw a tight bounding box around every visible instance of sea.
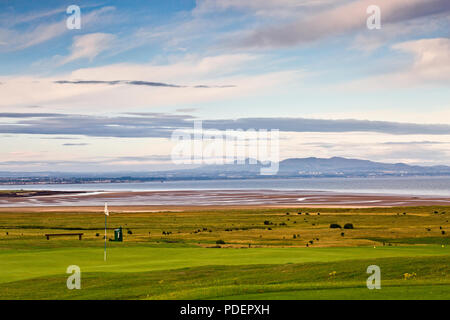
[1,176,450,197]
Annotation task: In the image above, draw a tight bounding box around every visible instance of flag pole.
[104,213,107,261]
[104,202,109,261]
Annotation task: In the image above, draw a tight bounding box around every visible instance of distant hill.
[154,156,450,178]
[276,157,450,175]
[0,157,449,184]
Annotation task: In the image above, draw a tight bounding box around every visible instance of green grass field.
[0,206,448,299]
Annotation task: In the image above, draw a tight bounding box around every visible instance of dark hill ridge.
[0,157,449,184]
[277,157,449,174]
[180,157,450,176]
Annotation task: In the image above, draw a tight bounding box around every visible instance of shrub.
[330,223,342,229]
[341,232,345,237]
[263,220,272,225]
[95,233,99,237]
[127,230,132,235]
[216,239,226,244]
[344,223,354,229]
[442,231,446,235]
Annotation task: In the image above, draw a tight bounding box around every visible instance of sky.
[0,0,449,172]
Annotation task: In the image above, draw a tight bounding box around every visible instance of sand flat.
[0,189,449,209]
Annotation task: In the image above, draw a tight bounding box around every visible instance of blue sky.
[0,0,449,171]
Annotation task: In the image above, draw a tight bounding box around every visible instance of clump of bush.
[216,239,226,244]
[344,223,354,229]
[330,223,342,229]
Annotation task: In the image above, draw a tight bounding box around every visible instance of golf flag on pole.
[104,203,108,261]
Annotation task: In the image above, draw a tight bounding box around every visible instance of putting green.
[1,245,448,284]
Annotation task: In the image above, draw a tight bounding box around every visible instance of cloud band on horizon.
[1,113,450,138]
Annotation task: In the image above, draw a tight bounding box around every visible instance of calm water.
[1,176,450,196]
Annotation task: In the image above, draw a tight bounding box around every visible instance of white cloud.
[392,38,450,84]
[340,38,450,90]
[59,33,116,65]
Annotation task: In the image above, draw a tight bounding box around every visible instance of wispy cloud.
[54,79,235,88]
[62,143,90,146]
[0,6,116,52]
[58,33,116,65]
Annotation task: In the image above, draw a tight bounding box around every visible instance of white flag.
[104,203,109,216]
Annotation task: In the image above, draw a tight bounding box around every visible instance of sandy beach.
[0,189,449,208]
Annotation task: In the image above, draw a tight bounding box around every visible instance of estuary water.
[1,176,450,197]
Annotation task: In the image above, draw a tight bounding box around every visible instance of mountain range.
[1,157,449,184]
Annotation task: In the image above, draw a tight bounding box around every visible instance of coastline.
[0,189,449,208]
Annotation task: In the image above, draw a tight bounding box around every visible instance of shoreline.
[0,189,449,208]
